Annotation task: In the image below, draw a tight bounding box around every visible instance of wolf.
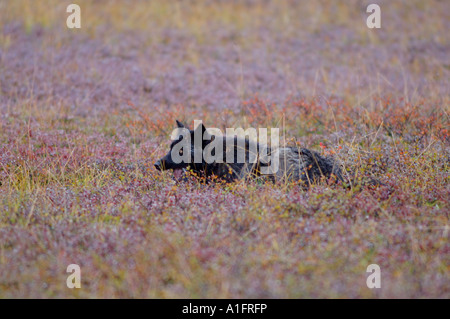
[154,120,345,187]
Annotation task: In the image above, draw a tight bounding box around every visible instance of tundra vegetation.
[0,0,448,298]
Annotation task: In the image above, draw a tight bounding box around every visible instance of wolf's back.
[270,147,344,185]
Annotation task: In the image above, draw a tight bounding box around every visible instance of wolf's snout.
[154,160,162,171]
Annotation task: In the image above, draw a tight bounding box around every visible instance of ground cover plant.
[0,0,448,298]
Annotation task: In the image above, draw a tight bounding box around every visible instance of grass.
[0,0,448,298]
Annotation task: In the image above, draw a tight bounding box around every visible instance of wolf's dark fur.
[155,120,346,187]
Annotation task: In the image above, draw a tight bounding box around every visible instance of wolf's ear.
[176,120,185,128]
[194,122,207,136]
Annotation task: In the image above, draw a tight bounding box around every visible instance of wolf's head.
[154,120,212,180]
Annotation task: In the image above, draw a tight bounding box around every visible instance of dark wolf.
[154,120,345,187]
